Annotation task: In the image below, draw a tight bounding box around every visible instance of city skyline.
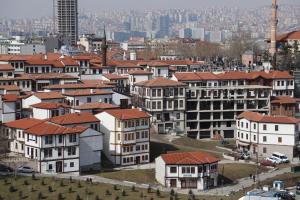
[1,0,300,18]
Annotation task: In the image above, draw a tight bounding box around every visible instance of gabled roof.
[174,72,219,81]
[161,152,219,165]
[63,89,113,97]
[0,85,20,91]
[25,121,87,136]
[2,94,20,102]
[0,64,14,71]
[237,111,299,124]
[135,77,187,87]
[33,92,64,100]
[4,118,44,130]
[105,109,150,120]
[128,70,153,75]
[277,30,300,42]
[49,112,99,125]
[31,102,70,110]
[103,74,128,80]
[74,102,118,110]
[271,96,300,105]
[43,83,113,90]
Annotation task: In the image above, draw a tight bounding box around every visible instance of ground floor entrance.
[180,178,197,189]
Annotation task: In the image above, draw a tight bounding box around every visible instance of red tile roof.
[49,112,99,125]
[128,70,153,75]
[2,94,20,102]
[4,118,44,130]
[277,30,300,42]
[135,77,187,87]
[174,72,219,81]
[25,53,79,68]
[44,83,113,90]
[105,109,150,120]
[26,122,87,136]
[271,96,300,105]
[31,102,70,110]
[63,89,113,97]
[74,102,118,110]
[103,74,128,80]
[0,85,20,91]
[161,152,219,165]
[237,111,299,124]
[33,92,64,100]
[0,64,14,71]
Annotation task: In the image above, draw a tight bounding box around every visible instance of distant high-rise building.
[56,0,78,46]
[157,15,170,38]
[191,28,205,40]
[179,28,192,39]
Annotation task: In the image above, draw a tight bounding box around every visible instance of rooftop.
[238,111,300,124]
[135,77,187,87]
[4,118,44,130]
[31,102,70,110]
[49,112,99,125]
[63,89,113,97]
[33,92,64,100]
[105,108,150,120]
[161,151,219,165]
[74,102,118,110]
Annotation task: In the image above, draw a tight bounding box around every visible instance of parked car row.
[261,152,290,166]
[0,164,34,173]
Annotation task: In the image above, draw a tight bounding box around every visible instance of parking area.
[0,154,37,172]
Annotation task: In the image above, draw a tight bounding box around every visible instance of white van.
[271,152,289,163]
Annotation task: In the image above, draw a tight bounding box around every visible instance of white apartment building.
[128,70,153,92]
[96,109,150,166]
[236,111,300,159]
[63,89,113,109]
[133,77,187,134]
[3,118,103,174]
[155,152,219,190]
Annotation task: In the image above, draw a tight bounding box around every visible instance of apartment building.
[236,111,300,159]
[3,118,103,174]
[155,152,219,190]
[96,109,150,166]
[172,71,272,139]
[128,70,153,93]
[132,77,187,134]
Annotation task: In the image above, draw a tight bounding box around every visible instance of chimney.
[270,0,278,68]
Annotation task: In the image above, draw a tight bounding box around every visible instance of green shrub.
[76,194,81,200]
[105,189,110,196]
[41,178,46,185]
[95,195,100,200]
[24,180,29,185]
[9,185,16,192]
[115,196,119,200]
[170,189,175,196]
[38,192,43,200]
[58,193,63,200]
[156,189,160,197]
[122,190,126,196]
[113,185,118,190]
[48,186,53,192]
[77,181,82,188]
[69,187,72,193]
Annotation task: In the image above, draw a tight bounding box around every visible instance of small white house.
[155,151,219,190]
[236,111,300,159]
[31,102,70,119]
[22,92,65,109]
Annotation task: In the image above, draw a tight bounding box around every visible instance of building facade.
[155,152,219,190]
[236,111,300,159]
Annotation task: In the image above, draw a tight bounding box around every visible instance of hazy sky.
[1,0,299,18]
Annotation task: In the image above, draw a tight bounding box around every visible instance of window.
[263,124,267,131]
[275,125,279,131]
[136,132,140,139]
[241,122,244,128]
[152,89,156,97]
[58,135,63,143]
[44,149,53,158]
[157,89,161,97]
[70,162,74,168]
[45,136,53,145]
[87,97,91,103]
[170,167,177,173]
[48,164,53,170]
[278,137,282,143]
[152,102,156,109]
[179,88,184,96]
[176,113,180,119]
[179,100,184,108]
[156,114,161,120]
[263,147,267,153]
[69,134,77,143]
[67,147,76,156]
[58,148,62,157]
[246,123,248,129]
[253,135,256,141]
[253,124,256,129]
[237,132,240,138]
[263,136,267,142]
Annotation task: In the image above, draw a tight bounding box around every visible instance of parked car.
[260,159,276,167]
[296,181,300,194]
[271,152,289,164]
[0,164,13,172]
[266,156,280,164]
[17,166,34,173]
[240,152,250,160]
